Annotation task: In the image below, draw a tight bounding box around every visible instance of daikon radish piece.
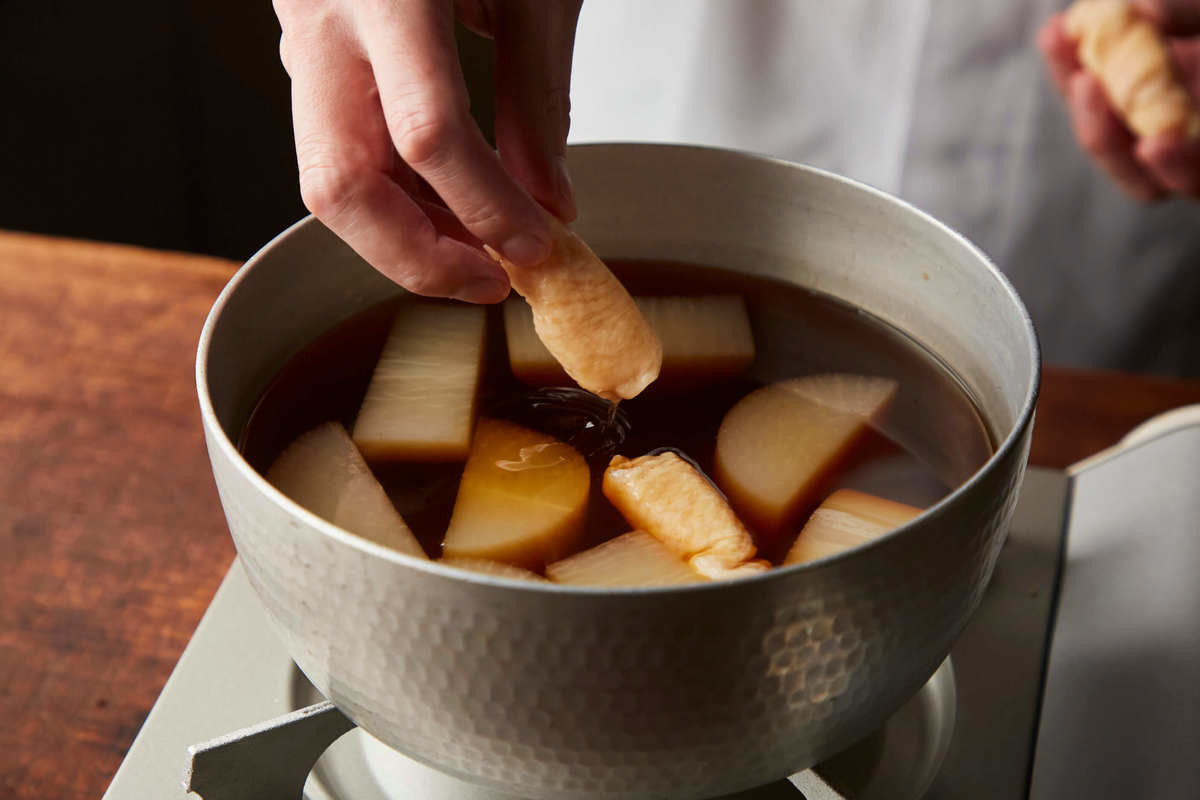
[442,419,589,570]
[267,421,426,558]
[784,490,922,566]
[602,451,769,580]
[546,530,707,587]
[352,301,485,463]
[639,294,755,385]
[440,557,548,582]
[504,294,755,389]
[486,211,662,401]
[713,374,898,543]
[503,298,570,386]
[1065,0,1200,139]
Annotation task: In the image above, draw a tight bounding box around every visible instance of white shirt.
[569,0,1200,376]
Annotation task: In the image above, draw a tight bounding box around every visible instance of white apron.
[569,0,1200,376]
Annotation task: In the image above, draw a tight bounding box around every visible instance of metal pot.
[197,143,1039,799]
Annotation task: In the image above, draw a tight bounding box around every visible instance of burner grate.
[183,701,848,800]
[185,702,354,800]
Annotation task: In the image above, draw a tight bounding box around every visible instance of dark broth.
[241,260,994,562]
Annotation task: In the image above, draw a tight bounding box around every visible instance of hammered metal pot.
[197,143,1039,799]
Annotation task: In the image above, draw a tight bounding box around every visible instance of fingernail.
[554,155,577,220]
[501,230,552,267]
[454,276,509,304]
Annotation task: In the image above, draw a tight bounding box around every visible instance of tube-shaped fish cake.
[603,451,769,580]
[1066,0,1200,139]
[487,211,662,401]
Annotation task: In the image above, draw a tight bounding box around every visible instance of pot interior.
[201,144,1037,473]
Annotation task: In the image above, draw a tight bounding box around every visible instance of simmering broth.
[241,260,993,565]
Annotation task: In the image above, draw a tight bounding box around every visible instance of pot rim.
[196,141,1041,596]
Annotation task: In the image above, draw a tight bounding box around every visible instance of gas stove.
[102,413,1200,800]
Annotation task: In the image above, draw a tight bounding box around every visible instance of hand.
[274,0,582,302]
[1038,0,1200,200]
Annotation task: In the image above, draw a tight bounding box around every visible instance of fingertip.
[374,221,513,302]
[1135,132,1178,163]
[499,229,553,267]
[1037,13,1070,54]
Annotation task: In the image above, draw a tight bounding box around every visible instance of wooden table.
[2,230,1198,800]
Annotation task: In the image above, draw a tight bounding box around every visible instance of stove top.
[101,415,1200,799]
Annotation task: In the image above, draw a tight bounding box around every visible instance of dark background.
[0,2,494,261]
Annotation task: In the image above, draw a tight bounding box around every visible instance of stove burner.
[182,659,955,800]
[100,470,1073,800]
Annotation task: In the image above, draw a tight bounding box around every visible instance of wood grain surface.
[0,230,1198,800]
[1032,365,1200,468]
[0,232,237,800]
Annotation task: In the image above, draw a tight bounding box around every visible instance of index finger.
[354,0,553,267]
[289,33,511,302]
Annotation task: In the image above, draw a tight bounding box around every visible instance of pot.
[197,143,1039,799]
